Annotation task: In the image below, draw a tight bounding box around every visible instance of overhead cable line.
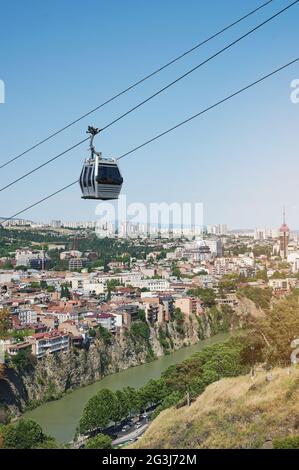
[2,55,298,225]
[0,181,78,225]
[0,0,275,170]
[0,0,297,193]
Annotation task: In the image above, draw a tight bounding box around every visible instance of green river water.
[24,332,230,442]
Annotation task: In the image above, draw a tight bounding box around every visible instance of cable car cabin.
[80,153,123,200]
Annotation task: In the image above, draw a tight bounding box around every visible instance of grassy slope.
[131,367,299,449]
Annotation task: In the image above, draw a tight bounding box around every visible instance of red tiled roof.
[98,313,113,319]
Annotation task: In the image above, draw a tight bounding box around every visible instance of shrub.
[131,321,150,342]
[273,435,299,449]
[97,325,112,345]
[11,349,37,371]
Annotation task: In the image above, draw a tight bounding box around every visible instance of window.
[87,166,92,187]
[97,164,123,185]
[80,166,89,188]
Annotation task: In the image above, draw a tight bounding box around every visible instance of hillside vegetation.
[131,367,299,449]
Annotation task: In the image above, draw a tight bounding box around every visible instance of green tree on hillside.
[238,286,272,310]
[187,288,216,307]
[252,294,299,365]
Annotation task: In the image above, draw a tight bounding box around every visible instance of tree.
[88,328,96,338]
[60,284,71,299]
[171,264,181,279]
[106,279,121,292]
[15,265,28,271]
[187,288,216,307]
[173,308,185,335]
[252,294,299,365]
[218,274,239,293]
[97,325,112,345]
[33,438,62,449]
[84,433,112,449]
[30,281,40,289]
[79,389,117,434]
[256,268,268,281]
[0,309,11,338]
[131,321,150,342]
[47,285,56,293]
[139,379,166,410]
[164,359,202,406]
[103,260,110,273]
[2,419,45,449]
[137,309,146,322]
[123,386,141,415]
[270,271,287,279]
[239,286,272,310]
[111,390,130,424]
[11,349,37,371]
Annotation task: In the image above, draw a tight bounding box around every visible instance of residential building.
[17,309,37,325]
[175,297,204,316]
[31,332,70,358]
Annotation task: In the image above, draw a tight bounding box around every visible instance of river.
[24,332,230,442]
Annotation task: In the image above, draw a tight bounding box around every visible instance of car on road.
[121,425,130,432]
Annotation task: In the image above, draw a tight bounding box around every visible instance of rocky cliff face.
[0,313,229,418]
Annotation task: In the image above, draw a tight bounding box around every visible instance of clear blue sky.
[0,0,298,228]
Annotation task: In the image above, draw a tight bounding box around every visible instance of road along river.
[24,332,231,442]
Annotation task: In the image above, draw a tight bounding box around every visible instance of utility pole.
[250,346,255,378]
[216,354,221,381]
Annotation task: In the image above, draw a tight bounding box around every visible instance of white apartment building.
[268,278,297,292]
[130,279,170,291]
[206,224,227,236]
[18,309,37,325]
[83,282,107,296]
[32,332,70,358]
[51,311,79,323]
[50,220,62,228]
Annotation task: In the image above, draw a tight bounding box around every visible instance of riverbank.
[1,306,236,418]
[0,315,203,415]
[24,332,231,442]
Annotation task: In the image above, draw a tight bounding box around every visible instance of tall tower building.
[279,207,289,259]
